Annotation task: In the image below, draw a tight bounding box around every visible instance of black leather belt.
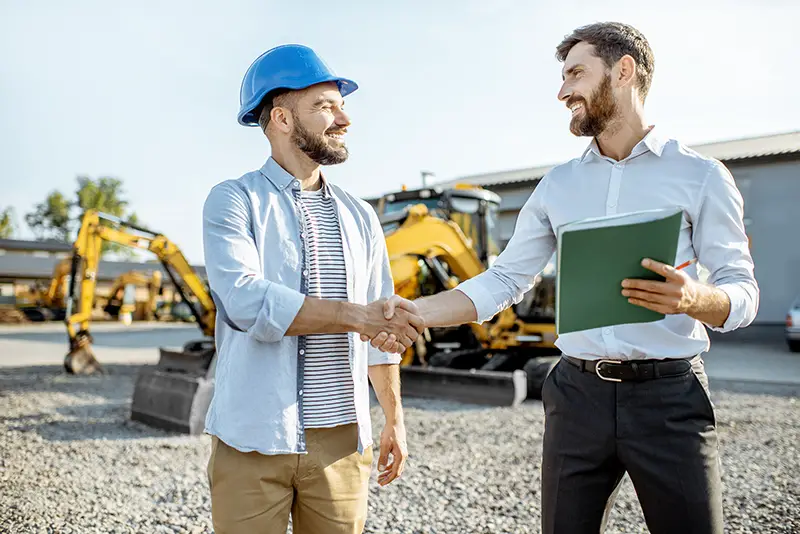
[563,355,694,382]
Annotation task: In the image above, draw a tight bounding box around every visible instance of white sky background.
[1,0,798,264]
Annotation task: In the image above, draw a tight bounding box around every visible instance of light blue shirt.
[456,128,759,360]
[202,157,400,455]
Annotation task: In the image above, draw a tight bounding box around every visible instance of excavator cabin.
[376,184,503,266]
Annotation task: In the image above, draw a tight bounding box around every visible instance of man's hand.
[621,258,701,315]
[360,296,423,353]
[359,299,424,354]
[377,421,408,486]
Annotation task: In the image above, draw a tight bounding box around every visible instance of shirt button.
[293,180,300,187]
[299,349,305,355]
[302,269,309,276]
[603,328,612,335]
[299,390,303,396]
[607,202,616,208]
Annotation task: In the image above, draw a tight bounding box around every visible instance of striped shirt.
[297,188,357,428]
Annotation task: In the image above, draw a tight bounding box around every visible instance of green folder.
[555,207,683,335]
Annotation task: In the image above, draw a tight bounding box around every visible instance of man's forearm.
[688,284,731,328]
[285,298,363,336]
[415,289,478,328]
[368,364,403,424]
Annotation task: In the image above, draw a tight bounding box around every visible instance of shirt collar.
[259,157,331,199]
[580,125,665,163]
[639,126,665,157]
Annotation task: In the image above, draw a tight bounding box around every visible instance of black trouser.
[540,355,723,534]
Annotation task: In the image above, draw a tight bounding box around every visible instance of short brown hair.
[556,22,655,101]
[257,88,294,132]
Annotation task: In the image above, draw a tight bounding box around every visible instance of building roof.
[690,130,800,161]
[0,254,206,283]
[0,238,72,253]
[435,130,800,188]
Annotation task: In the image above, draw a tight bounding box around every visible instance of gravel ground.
[0,364,797,533]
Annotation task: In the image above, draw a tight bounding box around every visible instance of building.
[426,131,800,324]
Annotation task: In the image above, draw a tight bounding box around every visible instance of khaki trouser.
[207,423,373,534]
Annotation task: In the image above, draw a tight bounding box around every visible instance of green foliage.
[73,176,139,258]
[75,176,129,217]
[25,191,72,242]
[26,176,140,258]
[0,207,16,238]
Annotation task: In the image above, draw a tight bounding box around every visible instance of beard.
[568,74,618,137]
[291,111,349,165]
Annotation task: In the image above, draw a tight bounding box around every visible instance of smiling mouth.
[569,102,585,116]
[326,131,346,141]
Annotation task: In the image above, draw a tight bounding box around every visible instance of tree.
[25,176,140,258]
[0,207,16,238]
[75,176,131,217]
[74,176,140,259]
[25,191,72,242]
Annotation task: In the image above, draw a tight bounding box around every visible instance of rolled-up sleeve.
[693,161,759,332]
[456,175,557,323]
[365,210,402,366]
[203,182,305,343]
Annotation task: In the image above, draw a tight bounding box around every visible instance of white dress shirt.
[456,128,759,360]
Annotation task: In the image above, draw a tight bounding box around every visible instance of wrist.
[687,282,715,315]
[337,302,365,332]
[384,410,404,426]
[414,297,431,326]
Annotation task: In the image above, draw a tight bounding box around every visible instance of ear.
[270,106,292,134]
[615,54,637,88]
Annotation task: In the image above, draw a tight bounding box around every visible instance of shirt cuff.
[368,346,402,366]
[454,278,500,324]
[708,283,748,333]
[252,282,306,343]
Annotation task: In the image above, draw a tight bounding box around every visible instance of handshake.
[357,296,424,354]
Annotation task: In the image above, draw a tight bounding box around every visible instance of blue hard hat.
[237,44,358,126]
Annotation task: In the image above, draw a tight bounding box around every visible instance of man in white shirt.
[369,21,757,534]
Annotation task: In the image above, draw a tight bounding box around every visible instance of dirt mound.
[0,308,29,324]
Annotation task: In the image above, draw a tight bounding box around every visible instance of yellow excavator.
[102,269,163,323]
[63,209,217,433]
[63,209,215,374]
[375,184,559,405]
[16,257,72,321]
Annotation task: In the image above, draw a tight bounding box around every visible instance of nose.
[558,83,571,103]
[335,108,351,128]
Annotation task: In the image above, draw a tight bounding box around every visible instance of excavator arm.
[385,204,486,282]
[44,257,71,309]
[63,209,215,374]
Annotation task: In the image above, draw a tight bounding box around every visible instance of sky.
[1,0,799,264]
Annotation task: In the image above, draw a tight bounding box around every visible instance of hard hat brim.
[237,76,358,127]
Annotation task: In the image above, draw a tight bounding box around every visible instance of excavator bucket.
[64,341,104,375]
[130,339,216,435]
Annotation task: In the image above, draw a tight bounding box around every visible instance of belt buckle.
[595,359,623,382]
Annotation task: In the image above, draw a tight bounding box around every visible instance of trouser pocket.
[689,358,716,426]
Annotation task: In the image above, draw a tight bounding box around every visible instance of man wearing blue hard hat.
[201,44,422,533]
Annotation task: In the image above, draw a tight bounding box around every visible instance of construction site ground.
[1,323,798,533]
